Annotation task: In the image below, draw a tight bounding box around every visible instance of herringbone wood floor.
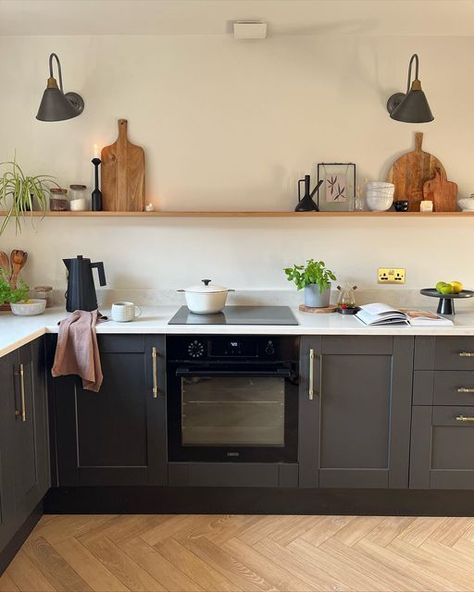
[1,514,474,591]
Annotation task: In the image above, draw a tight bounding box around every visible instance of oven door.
[167,364,298,462]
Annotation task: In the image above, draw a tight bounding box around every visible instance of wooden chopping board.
[423,168,458,212]
[299,304,337,314]
[387,132,446,212]
[101,119,145,211]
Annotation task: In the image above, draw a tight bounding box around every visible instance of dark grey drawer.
[415,337,474,370]
[433,405,474,426]
[414,371,474,405]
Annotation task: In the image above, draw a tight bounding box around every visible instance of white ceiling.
[1,0,474,36]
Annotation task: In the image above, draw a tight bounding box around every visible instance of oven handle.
[175,368,292,378]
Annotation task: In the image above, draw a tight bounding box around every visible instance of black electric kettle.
[64,255,107,312]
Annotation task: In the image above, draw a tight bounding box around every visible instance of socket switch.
[377,267,406,284]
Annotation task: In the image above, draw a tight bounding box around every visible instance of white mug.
[111,301,142,322]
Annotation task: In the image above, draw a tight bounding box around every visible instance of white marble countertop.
[2,305,474,358]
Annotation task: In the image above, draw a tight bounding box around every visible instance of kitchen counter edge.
[2,306,474,359]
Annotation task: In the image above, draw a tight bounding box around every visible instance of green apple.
[436,281,449,293]
[439,283,453,295]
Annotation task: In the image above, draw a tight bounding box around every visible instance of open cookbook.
[355,303,454,326]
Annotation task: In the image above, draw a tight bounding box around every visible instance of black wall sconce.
[36,53,84,121]
[387,54,433,123]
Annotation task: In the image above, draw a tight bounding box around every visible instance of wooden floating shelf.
[0,211,473,218]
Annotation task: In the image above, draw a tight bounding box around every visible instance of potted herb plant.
[0,158,57,234]
[0,269,30,308]
[284,259,337,307]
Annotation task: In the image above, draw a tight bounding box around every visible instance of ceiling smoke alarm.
[233,22,268,40]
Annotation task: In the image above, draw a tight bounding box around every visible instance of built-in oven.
[167,335,299,462]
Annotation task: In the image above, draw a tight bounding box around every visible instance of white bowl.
[10,299,47,316]
[366,181,395,190]
[366,195,393,211]
[458,198,474,211]
[366,186,395,195]
[366,190,395,199]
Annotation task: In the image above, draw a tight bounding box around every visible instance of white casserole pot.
[178,279,234,314]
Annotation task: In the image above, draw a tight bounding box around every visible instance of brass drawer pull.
[457,387,474,393]
[308,349,320,400]
[15,363,26,422]
[308,349,314,400]
[456,415,474,422]
[152,347,159,398]
[459,352,474,357]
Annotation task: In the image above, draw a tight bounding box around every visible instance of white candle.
[93,144,99,159]
[420,200,433,212]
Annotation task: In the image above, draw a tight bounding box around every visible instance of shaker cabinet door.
[52,335,167,486]
[410,406,474,489]
[0,351,16,555]
[0,339,49,560]
[299,336,414,489]
[13,340,50,522]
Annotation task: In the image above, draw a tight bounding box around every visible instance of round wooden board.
[299,304,337,314]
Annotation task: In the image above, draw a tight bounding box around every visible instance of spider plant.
[0,158,58,234]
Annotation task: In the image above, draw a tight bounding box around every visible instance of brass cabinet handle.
[459,352,474,357]
[308,349,320,400]
[18,363,26,422]
[456,415,474,422]
[308,349,314,400]
[152,346,159,398]
[457,387,474,393]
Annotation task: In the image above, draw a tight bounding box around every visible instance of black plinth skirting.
[44,486,474,517]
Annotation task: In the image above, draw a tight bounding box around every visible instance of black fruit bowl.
[337,306,360,315]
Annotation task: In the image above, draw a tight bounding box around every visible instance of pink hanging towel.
[51,310,103,392]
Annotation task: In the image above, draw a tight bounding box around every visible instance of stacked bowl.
[366,182,395,211]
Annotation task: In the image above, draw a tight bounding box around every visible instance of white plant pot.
[304,285,330,308]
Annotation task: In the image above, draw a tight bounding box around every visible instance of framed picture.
[316,163,356,211]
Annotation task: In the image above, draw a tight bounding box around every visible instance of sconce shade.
[37,79,78,121]
[389,82,434,123]
[387,54,434,124]
[36,54,84,122]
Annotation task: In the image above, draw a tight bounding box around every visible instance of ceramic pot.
[178,279,234,314]
[304,284,330,308]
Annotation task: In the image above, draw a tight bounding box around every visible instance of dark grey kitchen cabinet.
[410,406,474,489]
[298,336,414,488]
[410,336,474,489]
[0,350,16,554]
[0,340,49,556]
[13,340,50,521]
[51,335,167,486]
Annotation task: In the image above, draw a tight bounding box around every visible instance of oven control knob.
[264,340,275,356]
[188,339,205,358]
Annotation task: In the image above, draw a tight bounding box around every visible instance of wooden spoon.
[9,250,28,288]
[0,251,9,276]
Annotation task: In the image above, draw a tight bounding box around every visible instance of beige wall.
[0,34,472,293]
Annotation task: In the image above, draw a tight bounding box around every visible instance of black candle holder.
[91,157,102,211]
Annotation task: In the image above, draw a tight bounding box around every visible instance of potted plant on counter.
[0,268,29,308]
[284,259,337,307]
[0,158,57,234]
[0,269,45,315]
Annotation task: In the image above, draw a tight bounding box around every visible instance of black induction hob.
[168,305,298,326]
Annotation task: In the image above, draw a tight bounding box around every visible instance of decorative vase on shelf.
[304,284,331,308]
